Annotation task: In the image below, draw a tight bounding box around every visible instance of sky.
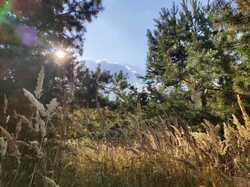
[83,0,179,73]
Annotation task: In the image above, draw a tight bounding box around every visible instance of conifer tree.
[146,0,237,124]
[0,0,103,112]
[215,0,250,102]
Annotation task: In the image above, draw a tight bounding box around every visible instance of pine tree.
[0,0,103,112]
[145,0,237,124]
[215,0,250,104]
[74,65,112,108]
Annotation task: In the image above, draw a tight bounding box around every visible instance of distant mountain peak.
[84,59,144,87]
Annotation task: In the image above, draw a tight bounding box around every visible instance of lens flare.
[0,0,41,46]
[16,26,38,46]
[0,0,12,24]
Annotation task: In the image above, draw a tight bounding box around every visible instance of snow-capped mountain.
[84,60,144,87]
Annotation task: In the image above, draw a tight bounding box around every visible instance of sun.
[55,49,66,60]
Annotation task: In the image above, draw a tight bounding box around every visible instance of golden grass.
[66,95,250,187]
[1,89,250,186]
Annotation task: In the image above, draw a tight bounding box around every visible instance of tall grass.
[1,68,250,187]
[0,67,62,187]
[66,95,250,187]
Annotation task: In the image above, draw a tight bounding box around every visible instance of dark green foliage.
[214,0,250,99]
[0,0,103,114]
[74,65,113,108]
[144,0,250,125]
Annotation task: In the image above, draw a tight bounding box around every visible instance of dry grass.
[1,92,250,186]
[66,95,250,187]
[1,66,250,186]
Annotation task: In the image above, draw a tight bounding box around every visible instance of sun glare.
[55,49,66,59]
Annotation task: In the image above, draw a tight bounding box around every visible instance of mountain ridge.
[84,60,144,87]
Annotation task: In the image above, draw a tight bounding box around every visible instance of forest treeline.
[0,0,250,186]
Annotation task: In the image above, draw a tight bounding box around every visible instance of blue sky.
[83,0,179,73]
